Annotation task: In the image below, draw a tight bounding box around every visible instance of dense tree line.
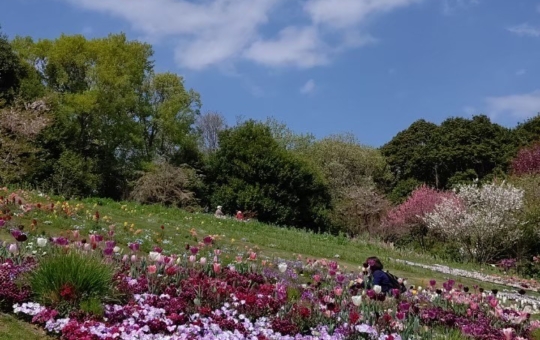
[1,29,540,239]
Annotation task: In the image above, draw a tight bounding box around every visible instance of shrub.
[29,251,114,311]
[332,185,389,237]
[130,162,198,208]
[424,182,524,263]
[383,185,456,246]
[208,121,331,232]
[511,142,540,176]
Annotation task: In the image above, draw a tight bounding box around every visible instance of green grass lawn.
[0,314,52,340]
[1,191,529,292]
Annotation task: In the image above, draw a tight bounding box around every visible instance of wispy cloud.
[507,23,540,37]
[60,0,422,70]
[441,0,480,16]
[516,69,526,76]
[486,90,540,119]
[300,79,316,94]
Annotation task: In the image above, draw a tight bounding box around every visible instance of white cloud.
[304,0,422,28]
[244,26,328,68]
[300,79,316,94]
[516,69,526,76]
[507,23,540,37]
[441,0,479,15]
[61,0,421,70]
[486,90,540,119]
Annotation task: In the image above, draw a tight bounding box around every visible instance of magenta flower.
[128,243,140,252]
[190,247,199,255]
[0,219,5,227]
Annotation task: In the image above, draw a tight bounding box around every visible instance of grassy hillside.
[0,189,526,291]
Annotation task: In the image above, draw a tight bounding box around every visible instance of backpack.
[384,271,407,293]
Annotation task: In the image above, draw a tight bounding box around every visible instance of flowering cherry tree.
[383,185,456,246]
[424,182,524,263]
[511,143,540,176]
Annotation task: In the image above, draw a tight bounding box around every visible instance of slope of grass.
[0,314,52,340]
[0,189,531,292]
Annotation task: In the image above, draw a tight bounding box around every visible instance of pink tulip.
[249,252,257,260]
[334,287,343,297]
[189,255,196,262]
[122,255,129,262]
[502,328,514,340]
[83,243,91,251]
[147,265,157,274]
[72,230,80,239]
[213,262,221,273]
[131,255,137,263]
[200,257,207,265]
[214,249,221,256]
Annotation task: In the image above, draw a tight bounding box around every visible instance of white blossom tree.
[423,182,524,263]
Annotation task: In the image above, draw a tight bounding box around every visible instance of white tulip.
[148,251,161,262]
[36,238,48,248]
[373,285,382,294]
[351,295,362,306]
[278,263,288,273]
[113,246,121,253]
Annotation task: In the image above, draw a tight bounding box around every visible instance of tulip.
[189,255,196,262]
[249,252,257,260]
[83,243,91,251]
[278,263,287,273]
[8,243,18,254]
[147,265,157,274]
[128,243,140,252]
[0,219,5,227]
[113,246,121,253]
[37,238,47,247]
[200,257,207,265]
[131,255,137,263]
[351,295,362,306]
[373,285,382,294]
[502,328,514,340]
[334,287,343,297]
[214,249,221,256]
[148,251,161,262]
[122,255,129,262]
[213,262,221,273]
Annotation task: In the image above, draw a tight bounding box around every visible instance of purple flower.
[0,219,5,227]
[128,243,140,252]
[105,241,116,249]
[190,247,199,255]
[103,248,113,256]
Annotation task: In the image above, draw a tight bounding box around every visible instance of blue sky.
[2,0,540,146]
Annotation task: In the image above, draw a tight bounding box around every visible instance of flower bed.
[1,190,540,339]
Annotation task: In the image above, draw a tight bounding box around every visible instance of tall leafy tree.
[12,33,200,198]
[208,121,331,231]
[137,72,201,162]
[0,27,24,106]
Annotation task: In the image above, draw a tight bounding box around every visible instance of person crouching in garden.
[363,256,393,294]
[215,206,225,219]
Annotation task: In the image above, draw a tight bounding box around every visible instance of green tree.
[137,72,201,161]
[208,121,331,231]
[514,114,540,147]
[382,116,512,200]
[0,28,25,106]
[381,119,439,188]
[12,33,201,198]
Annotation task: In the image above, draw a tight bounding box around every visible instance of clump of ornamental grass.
[29,251,114,313]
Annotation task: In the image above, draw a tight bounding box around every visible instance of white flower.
[351,295,362,306]
[373,285,382,294]
[113,246,121,253]
[278,263,287,273]
[148,251,161,262]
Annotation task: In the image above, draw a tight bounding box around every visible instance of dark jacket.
[372,270,393,293]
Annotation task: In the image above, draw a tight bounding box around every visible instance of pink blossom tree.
[383,185,456,247]
[511,143,540,176]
